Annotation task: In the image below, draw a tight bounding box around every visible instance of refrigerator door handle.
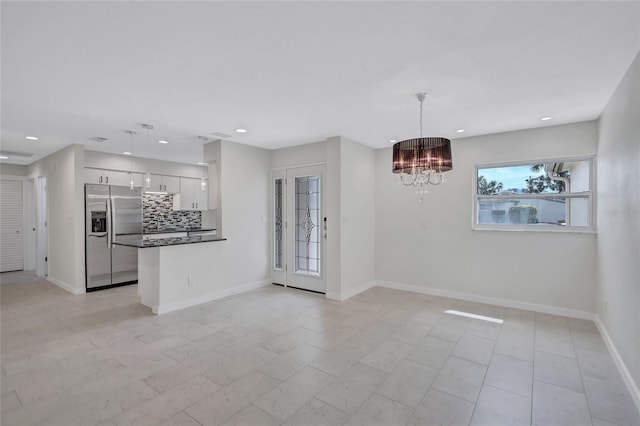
[106,197,113,248]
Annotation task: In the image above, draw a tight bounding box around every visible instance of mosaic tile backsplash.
[143,193,201,232]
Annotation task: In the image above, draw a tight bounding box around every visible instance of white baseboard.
[326,280,376,302]
[47,276,85,295]
[376,280,595,321]
[595,316,640,413]
[153,280,271,315]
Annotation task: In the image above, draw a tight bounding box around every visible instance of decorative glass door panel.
[295,176,321,276]
[272,171,285,285]
[274,178,283,270]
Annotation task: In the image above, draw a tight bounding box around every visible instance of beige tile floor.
[1,271,639,426]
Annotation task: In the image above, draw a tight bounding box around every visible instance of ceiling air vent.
[90,137,108,142]
[209,131,233,139]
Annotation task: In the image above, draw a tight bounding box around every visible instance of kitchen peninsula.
[113,235,228,314]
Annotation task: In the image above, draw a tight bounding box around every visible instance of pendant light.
[141,123,154,189]
[392,93,453,201]
[197,136,208,191]
[125,130,136,190]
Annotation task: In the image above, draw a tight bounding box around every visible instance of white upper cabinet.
[84,168,142,187]
[147,174,180,193]
[193,179,208,210]
[174,177,208,211]
[84,168,104,184]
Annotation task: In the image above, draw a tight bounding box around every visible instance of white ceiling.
[1,1,639,165]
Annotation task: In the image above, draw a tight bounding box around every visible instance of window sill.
[472,225,596,234]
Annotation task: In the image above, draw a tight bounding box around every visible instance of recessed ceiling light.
[157,140,169,144]
[235,128,247,133]
[25,136,38,140]
[541,116,552,121]
[456,129,465,133]
[0,156,8,159]
[389,139,397,143]
[122,151,132,155]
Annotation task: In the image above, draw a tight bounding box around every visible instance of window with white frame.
[473,157,594,231]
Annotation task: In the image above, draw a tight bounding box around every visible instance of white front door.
[272,165,325,293]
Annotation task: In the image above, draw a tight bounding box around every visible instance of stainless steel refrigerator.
[85,184,142,291]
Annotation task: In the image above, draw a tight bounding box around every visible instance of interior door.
[0,180,24,272]
[285,166,325,293]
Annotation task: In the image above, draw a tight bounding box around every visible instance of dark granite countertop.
[143,227,217,235]
[113,235,226,248]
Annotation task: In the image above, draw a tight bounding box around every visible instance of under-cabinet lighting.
[445,309,504,324]
[235,128,247,133]
[123,151,132,155]
[0,156,8,159]
[541,116,552,121]
[157,140,169,144]
[25,136,39,140]
[456,129,465,133]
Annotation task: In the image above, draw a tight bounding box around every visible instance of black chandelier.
[392,93,453,199]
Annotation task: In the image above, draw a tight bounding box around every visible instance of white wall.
[270,141,327,169]
[339,137,376,298]
[0,164,28,176]
[27,144,85,294]
[597,52,640,400]
[85,150,206,179]
[203,140,271,290]
[325,137,341,298]
[375,121,598,316]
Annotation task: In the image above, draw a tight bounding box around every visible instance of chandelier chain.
[415,92,427,137]
[419,96,423,138]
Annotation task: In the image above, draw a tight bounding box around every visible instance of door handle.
[99,176,103,184]
[106,176,109,184]
[106,198,113,248]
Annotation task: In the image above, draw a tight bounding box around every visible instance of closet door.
[1,180,24,272]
